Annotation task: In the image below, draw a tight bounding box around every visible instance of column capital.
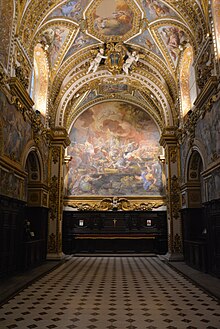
[48,126,70,147]
[159,127,179,147]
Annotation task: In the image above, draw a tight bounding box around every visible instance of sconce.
[158,155,165,164]
[64,155,72,164]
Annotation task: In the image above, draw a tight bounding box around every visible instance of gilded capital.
[159,127,179,147]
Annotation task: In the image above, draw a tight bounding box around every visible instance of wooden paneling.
[63,211,167,254]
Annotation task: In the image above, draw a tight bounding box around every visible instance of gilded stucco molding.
[62,81,164,128]
[18,0,60,47]
[64,196,166,212]
[48,232,56,253]
[49,175,59,221]
[166,0,207,42]
[61,76,165,128]
[53,68,175,128]
[170,175,181,220]
[50,46,177,108]
[173,233,183,254]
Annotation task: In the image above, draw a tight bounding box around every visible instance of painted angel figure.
[87,48,107,74]
[122,50,139,75]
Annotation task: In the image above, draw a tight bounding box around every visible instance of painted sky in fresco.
[129,29,163,58]
[48,0,90,22]
[63,31,98,61]
[93,0,134,36]
[66,101,164,196]
[141,0,178,21]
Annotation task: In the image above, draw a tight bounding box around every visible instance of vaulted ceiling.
[16,0,208,132]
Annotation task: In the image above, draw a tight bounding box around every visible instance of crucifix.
[113,219,117,227]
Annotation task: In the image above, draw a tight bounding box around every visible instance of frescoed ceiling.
[14,0,207,132]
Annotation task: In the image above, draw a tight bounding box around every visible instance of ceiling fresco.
[12,0,207,132]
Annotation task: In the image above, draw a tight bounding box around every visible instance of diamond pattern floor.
[0,256,219,329]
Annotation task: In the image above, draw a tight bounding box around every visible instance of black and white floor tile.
[0,256,219,329]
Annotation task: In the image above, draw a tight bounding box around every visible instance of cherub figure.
[87,48,107,74]
[122,50,139,74]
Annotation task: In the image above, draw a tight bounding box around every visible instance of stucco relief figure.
[87,48,107,73]
[122,51,139,74]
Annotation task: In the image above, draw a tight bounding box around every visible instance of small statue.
[122,50,139,75]
[87,48,107,74]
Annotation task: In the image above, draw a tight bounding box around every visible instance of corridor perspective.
[0,256,219,329]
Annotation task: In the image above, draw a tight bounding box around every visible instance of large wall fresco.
[195,99,220,163]
[66,101,164,196]
[0,168,25,201]
[0,92,32,162]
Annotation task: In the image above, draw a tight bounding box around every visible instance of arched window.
[212,0,220,59]
[179,45,196,117]
[32,43,49,116]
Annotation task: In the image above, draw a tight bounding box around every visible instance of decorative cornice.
[64,196,166,211]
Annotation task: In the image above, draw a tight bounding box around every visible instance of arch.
[211,0,220,59]
[184,147,205,207]
[67,97,163,134]
[184,142,207,183]
[22,144,44,183]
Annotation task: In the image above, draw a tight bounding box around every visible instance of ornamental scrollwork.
[48,233,56,253]
[170,175,181,220]
[52,146,60,164]
[169,146,177,163]
[49,175,58,220]
[173,233,182,254]
[64,197,165,211]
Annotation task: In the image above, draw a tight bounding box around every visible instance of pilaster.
[47,127,70,260]
[160,127,183,261]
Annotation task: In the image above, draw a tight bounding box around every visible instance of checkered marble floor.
[0,256,219,329]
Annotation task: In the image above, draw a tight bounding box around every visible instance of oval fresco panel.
[66,101,164,196]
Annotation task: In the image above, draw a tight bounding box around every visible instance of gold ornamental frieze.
[64,196,165,212]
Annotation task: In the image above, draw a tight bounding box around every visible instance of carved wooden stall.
[63,210,167,254]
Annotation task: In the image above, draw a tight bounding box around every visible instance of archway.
[62,101,168,254]
[181,149,207,271]
[23,150,48,269]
